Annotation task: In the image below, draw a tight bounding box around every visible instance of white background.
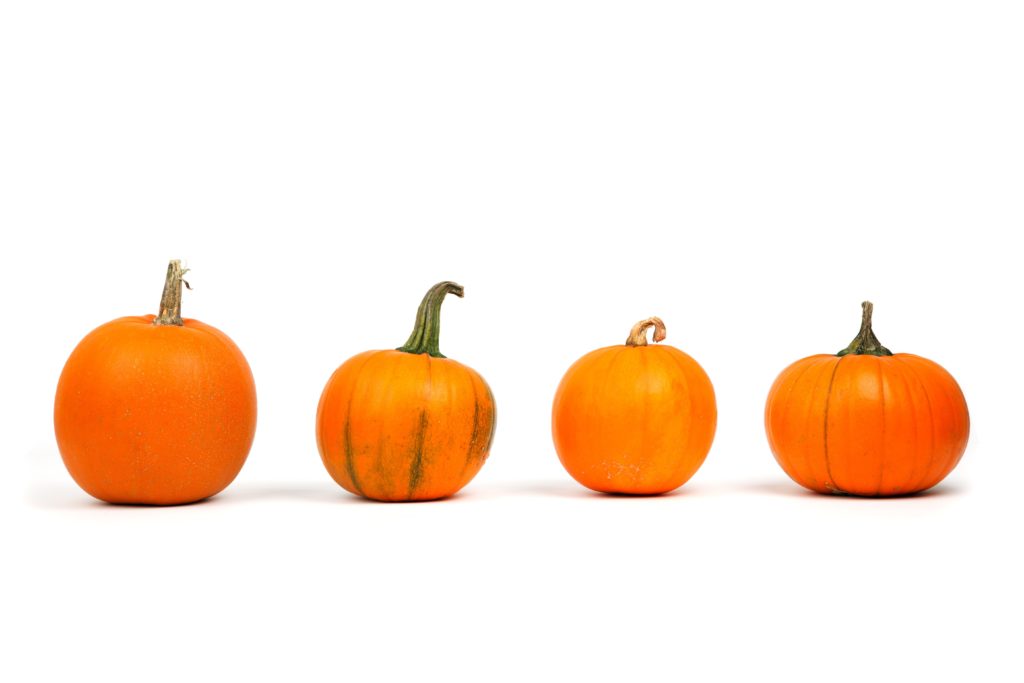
[2,2,1022,681]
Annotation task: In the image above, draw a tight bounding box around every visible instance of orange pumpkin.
[54,260,257,505]
[551,317,717,494]
[316,282,496,502]
[765,302,969,496]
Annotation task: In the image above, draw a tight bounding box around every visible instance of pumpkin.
[551,317,717,494]
[316,281,496,502]
[764,302,969,496]
[54,260,257,505]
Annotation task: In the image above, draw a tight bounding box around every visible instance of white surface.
[3,2,1022,681]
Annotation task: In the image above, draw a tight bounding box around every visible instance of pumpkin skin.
[552,317,717,494]
[316,282,496,502]
[54,262,257,505]
[764,303,969,496]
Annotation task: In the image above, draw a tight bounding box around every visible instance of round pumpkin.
[316,281,496,502]
[765,302,969,496]
[551,317,717,494]
[54,260,257,505]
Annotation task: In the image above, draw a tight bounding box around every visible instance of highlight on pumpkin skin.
[53,260,258,505]
[552,316,717,495]
[764,301,969,497]
[316,281,497,502]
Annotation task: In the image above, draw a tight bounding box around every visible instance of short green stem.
[397,281,464,358]
[837,301,892,357]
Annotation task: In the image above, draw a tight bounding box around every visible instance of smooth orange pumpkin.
[316,282,496,502]
[54,261,257,505]
[551,317,717,494]
[765,302,969,496]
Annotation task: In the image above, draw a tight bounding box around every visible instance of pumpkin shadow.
[216,482,375,505]
[27,480,363,508]
[738,480,966,499]
[219,483,482,505]
[471,480,701,500]
[26,484,110,510]
[26,483,219,509]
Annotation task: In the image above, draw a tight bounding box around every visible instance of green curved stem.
[837,301,893,357]
[397,281,464,358]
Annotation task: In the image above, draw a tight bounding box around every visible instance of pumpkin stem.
[625,317,667,347]
[837,301,893,357]
[397,281,464,358]
[153,259,190,326]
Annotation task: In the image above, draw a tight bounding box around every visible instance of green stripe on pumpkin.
[407,411,428,499]
[343,412,364,496]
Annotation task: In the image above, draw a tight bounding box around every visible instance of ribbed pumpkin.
[765,302,969,496]
[551,317,717,494]
[54,260,257,505]
[316,282,496,502]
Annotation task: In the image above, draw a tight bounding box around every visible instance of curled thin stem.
[625,317,667,347]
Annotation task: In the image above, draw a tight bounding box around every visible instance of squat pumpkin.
[316,282,496,502]
[54,260,257,505]
[764,302,969,496]
[551,317,717,494]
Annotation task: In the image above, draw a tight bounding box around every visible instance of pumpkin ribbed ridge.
[765,353,969,496]
[317,350,496,502]
[552,338,716,495]
[54,262,256,506]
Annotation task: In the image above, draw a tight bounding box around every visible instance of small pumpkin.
[54,260,257,505]
[551,317,717,494]
[764,302,969,496]
[316,282,496,502]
